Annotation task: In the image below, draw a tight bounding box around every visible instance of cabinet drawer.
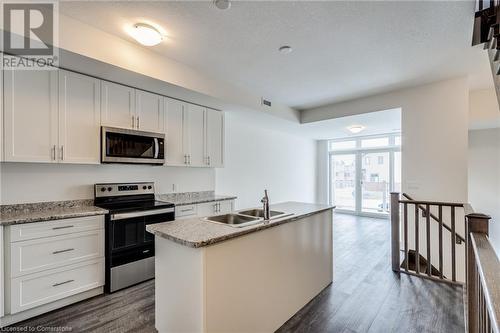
[10,258,104,314]
[175,205,197,218]
[11,229,104,277]
[10,215,104,242]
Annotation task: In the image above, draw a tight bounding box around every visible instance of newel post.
[466,212,491,333]
[391,192,400,272]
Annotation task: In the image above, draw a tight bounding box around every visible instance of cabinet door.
[58,70,100,164]
[196,202,218,217]
[101,81,135,129]
[136,90,164,132]
[205,109,224,168]
[4,61,58,162]
[185,104,205,166]
[164,98,187,165]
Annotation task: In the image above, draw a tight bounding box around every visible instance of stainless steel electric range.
[94,182,175,293]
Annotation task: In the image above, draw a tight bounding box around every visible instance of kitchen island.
[146,201,334,333]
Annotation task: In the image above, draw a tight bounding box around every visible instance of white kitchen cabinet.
[58,70,100,164]
[205,108,224,167]
[136,89,164,133]
[101,81,135,129]
[197,200,234,217]
[164,97,186,166]
[3,59,58,163]
[185,104,205,166]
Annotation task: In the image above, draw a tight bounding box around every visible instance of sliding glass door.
[329,134,400,217]
[330,154,356,212]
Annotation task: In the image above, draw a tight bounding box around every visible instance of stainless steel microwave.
[101,126,165,165]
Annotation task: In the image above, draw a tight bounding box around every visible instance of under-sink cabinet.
[2,216,105,320]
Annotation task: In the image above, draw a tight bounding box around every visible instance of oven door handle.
[110,207,175,221]
[154,138,159,159]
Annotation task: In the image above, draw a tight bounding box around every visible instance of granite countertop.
[146,201,335,248]
[0,200,108,226]
[156,191,237,206]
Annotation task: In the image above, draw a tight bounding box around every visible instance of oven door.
[101,126,165,165]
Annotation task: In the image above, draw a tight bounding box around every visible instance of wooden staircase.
[400,250,442,278]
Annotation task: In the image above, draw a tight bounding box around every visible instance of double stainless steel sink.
[204,209,292,228]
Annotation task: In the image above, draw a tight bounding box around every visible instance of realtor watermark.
[1,0,59,70]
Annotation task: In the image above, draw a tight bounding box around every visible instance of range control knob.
[100,187,106,192]
[107,187,113,192]
[147,185,152,190]
[143,186,147,190]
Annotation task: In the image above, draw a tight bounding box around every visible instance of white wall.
[305,77,469,203]
[215,110,317,210]
[0,163,214,205]
[469,88,500,129]
[468,128,500,257]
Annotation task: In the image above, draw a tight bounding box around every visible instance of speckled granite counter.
[0,200,108,226]
[156,191,237,206]
[147,201,334,248]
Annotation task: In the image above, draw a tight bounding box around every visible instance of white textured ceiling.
[60,1,491,110]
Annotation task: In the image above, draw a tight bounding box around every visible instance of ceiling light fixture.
[347,125,365,134]
[214,0,231,10]
[279,45,293,54]
[129,23,163,46]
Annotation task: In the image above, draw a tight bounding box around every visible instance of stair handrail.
[466,213,499,333]
[402,193,466,243]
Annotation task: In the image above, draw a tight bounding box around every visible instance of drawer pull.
[52,225,74,230]
[180,208,193,212]
[52,279,74,287]
[52,248,75,255]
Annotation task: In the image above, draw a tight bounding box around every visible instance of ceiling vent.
[261,98,272,107]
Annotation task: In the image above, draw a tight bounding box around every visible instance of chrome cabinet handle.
[52,145,56,161]
[52,225,74,230]
[184,155,187,164]
[52,279,74,287]
[208,156,211,166]
[53,248,74,255]
[137,116,140,129]
[180,208,193,212]
[188,155,191,165]
[132,115,135,128]
[60,146,64,161]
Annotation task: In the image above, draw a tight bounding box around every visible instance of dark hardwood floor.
[6,213,464,333]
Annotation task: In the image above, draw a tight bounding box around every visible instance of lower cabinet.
[3,216,105,317]
[174,200,234,220]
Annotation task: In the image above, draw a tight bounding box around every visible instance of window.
[365,157,370,165]
[361,137,389,148]
[395,136,401,146]
[329,140,356,150]
[378,156,384,164]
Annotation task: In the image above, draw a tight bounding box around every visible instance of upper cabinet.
[100,81,135,129]
[164,98,224,168]
[136,90,164,133]
[205,108,224,168]
[58,70,101,164]
[101,82,164,132]
[185,104,206,167]
[4,59,58,163]
[164,98,186,166]
[3,58,100,164]
[2,58,223,168]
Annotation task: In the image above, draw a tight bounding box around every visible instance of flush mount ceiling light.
[279,45,293,54]
[214,0,231,10]
[347,125,365,134]
[129,23,163,46]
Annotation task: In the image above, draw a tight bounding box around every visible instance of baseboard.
[0,287,103,328]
